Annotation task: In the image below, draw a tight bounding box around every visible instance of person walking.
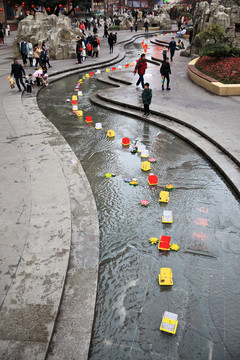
[103,22,108,38]
[108,32,114,54]
[134,20,138,32]
[142,82,152,117]
[169,37,176,61]
[162,46,168,61]
[144,19,149,33]
[10,58,26,92]
[19,38,28,66]
[33,43,40,68]
[26,40,34,67]
[76,39,83,64]
[134,53,147,89]
[160,57,171,91]
[80,22,86,36]
[42,41,52,68]
[92,35,99,58]
[39,48,47,72]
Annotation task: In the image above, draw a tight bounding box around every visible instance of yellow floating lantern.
[77,110,83,116]
[141,161,151,171]
[159,268,173,286]
[107,129,115,137]
[160,311,178,334]
[106,68,110,72]
[159,191,169,203]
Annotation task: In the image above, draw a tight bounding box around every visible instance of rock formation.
[14,13,81,60]
[191,0,240,55]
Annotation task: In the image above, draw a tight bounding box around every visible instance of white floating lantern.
[95,122,102,130]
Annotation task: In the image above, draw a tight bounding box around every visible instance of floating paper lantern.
[158,236,171,251]
[86,73,90,78]
[162,210,173,224]
[141,161,151,171]
[148,174,158,185]
[107,130,115,138]
[160,311,178,334]
[72,105,78,111]
[72,99,77,105]
[118,65,122,70]
[106,68,110,72]
[77,110,83,116]
[86,116,92,123]
[141,150,149,158]
[90,71,94,76]
[159,268,173,286]
[72,95,77,100]
[112,67,116,71]
[125,64,129,68]
[159,191,169,203]
[122,137,130,146]
[95,123,102,130]
[78,91,83,96]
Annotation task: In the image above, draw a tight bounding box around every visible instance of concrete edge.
[188,58,240,96]
[90,90,240,198]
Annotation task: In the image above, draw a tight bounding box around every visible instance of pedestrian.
[33,43,40,68]
[142,82,152,117]
[10,58,26,92]
[0,23,4,45]
[144,19,149,33]
[81,36,86,61]
[19,38,28,66]
[26,40,34,67]
[108,32,114,54]
[134,53,147,89]
[114,32,117,44]
[103,22,108,38]
[134,20,138,32]
[169,37,176,61]
[162,46,168,61]
[39,48,47,72]
[80,22,86,36]
[76,39,83,64]
[42,41,52,68]
[92,35,99,58]
[160,57,171,91]
[25,73,34,93]
[129,21,133,32]
[93,25,98,35]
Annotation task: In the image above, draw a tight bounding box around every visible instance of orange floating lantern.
[122,137,130,146]
[86,116,92,123]
[148,174,158,186]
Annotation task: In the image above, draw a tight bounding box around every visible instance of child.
[25,73,34,93]
[160,57,171,91]
[163,46,168,61]
[141,83,152,117]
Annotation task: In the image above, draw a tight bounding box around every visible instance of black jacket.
[11,63,25,78]
[160,61,171,76]
[108,34,114,46]
[169,40,176,51]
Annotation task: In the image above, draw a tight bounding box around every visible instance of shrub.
[198,24,226,44]
[109,25,120,31]
[201,44,240,58]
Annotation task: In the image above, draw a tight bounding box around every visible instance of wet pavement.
[38,37,240,359]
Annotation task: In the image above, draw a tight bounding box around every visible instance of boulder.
[14,14,81,60]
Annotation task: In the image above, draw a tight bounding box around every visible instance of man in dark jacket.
[19,38,28,66]
[134,54,147,89]
[10,58,26,92]
[76,39,83,64]
[169,37,176,61]
[160,57,171,91]
[108,32,114,54]
[142,82,152,116]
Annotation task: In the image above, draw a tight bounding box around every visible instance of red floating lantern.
[125,64,129,68]
[158,236,171,251]
[112,67,116,71]
[59,4,62,8]
[148,174,158,186]
[90,71,94,76]
[122,137,130,146]
[85,116,92,123]
[72,100,77,105]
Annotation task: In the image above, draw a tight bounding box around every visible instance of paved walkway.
[0,25,239,360]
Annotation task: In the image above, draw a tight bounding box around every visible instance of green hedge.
[109,25,120,31]
[200,44,240,58]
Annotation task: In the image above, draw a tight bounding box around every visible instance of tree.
[198,24,226,44]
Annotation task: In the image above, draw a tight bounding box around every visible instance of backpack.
[40,51,47,62]
[92,39,98,48]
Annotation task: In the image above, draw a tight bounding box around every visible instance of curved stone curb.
[90,74,240,197]
[188,58,240,96]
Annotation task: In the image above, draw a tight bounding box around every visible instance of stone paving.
[0,24,239,360]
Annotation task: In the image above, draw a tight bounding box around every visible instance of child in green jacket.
[142,82,152,117]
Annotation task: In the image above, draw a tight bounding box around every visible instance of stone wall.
[14,13,81,60]
[191,0,240,55]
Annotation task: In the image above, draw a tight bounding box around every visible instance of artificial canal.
[38,37,240,360]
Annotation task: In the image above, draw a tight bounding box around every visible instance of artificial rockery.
[191,0,240,56]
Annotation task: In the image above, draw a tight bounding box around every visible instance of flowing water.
[38,37,240,360]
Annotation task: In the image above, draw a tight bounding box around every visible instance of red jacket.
[134,58,147,75]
